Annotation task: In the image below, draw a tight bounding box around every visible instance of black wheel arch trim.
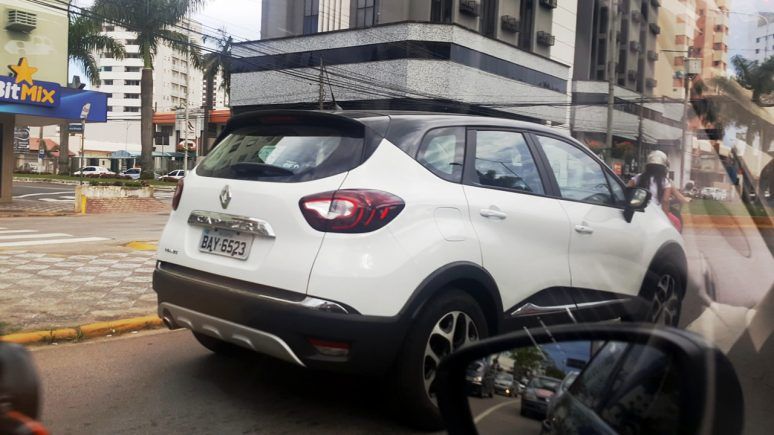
[646,241,689,293]
[399,261,504,335]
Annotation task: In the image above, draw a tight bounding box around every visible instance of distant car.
[546,371,579,415]
[120,168,141,180]
[700,187,728,201]
[465,359,495,398]
[493,372,516,396]
[73,166,115,177]
[159,170,185,182]
[521,376,561,419]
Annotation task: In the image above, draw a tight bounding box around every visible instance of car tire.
[638,261,685,327]
[392,289,489,431]
[192,331,243,356]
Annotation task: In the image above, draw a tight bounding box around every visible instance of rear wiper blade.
[231,162,295,177]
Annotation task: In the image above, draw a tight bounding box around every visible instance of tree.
[63,12,126,174]
[509,346,544,379]
[197,29,232,155]
[730,55,774,107]
[92,0,206,178]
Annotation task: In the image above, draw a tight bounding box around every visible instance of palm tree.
[730,55,774,107]
[197,30,232,154]
[92,0,206,178]
[62,12,125,174]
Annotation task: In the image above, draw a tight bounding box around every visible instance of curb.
[13,177,81,185]
[0,315,163,345]
[125,241,158,251]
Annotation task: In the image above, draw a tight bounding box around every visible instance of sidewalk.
[0,199,73,217]
[0,248,157,333]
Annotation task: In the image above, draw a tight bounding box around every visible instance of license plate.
[198,228,253,260]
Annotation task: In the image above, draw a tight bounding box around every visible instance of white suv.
[154,111,686,428]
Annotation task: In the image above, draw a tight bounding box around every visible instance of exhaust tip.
[161,310,180,330]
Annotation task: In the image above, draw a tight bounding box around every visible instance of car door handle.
[480,209,507,220]
[574,224,594,234]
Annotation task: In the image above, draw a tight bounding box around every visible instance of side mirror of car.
[0,342,42,420]
[623,187,651,223]
[435,323,744,435]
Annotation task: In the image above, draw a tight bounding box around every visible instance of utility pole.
[680,56,701,190]
[604,0,619,163]
[183,15,192,175]
[637,92,645,173]
[318,59,325,110]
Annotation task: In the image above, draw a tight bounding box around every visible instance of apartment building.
[693,0,729,82]
[754,12,774,63]
[201,70,229,109]
[235,0,576,126]
[93,18,204,119]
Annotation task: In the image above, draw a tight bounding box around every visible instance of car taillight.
[299,189,405,233]
[172,178,184,210]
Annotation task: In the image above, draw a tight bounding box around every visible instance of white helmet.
[646,150,668,167]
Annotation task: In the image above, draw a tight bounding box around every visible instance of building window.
[356,0,377,28]
[757,37,761,43]
[125,93,139,99]
[126,67,141,72]
[430,0,453,23]
[756,49,760,54]
[102,79,113,85]
[125,107,140,112]
[102,66,112,72]
[103,25,114,32]
[106,106,113,111]
[303,0,319,34]
[125,80,140,86]
[127,53,141,59]
[480,0,498,38]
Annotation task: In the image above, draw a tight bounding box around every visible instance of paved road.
[468,395,541,435]
[0,213,168,251]
[12,182,76,203]
[32,330,426,435]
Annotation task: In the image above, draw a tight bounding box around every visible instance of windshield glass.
[530,377,560,391]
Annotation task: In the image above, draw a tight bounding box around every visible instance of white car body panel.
[307,141,481,317]
[157,169,347,294]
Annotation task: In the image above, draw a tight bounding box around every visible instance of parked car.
[73,166,115,177]
[700,187,728,201]
[493,372,516,396]
[520,376,561,419]
[465,359,495,398]
[159,169,185,182]
[119,168,141,180]
[154,110,687,429]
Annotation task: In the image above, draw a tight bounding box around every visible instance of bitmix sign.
[0,58,60,107]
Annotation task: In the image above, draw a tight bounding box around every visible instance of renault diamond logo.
[219,185,232,209]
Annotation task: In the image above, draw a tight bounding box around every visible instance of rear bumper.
[153,262,409,375]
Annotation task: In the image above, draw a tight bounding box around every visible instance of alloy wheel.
[422,311,480,400]
[649,273,681,326]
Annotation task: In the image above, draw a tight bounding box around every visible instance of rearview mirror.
[623,187,651,223]
[0,342,41,421]
[436,324,743,435]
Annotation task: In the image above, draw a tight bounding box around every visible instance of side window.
[536,135,613,205]
[473,130,544,194]
[416,127,465,182]
[606,171,626,205]
[598,344,681,435]
[568,341,627,410]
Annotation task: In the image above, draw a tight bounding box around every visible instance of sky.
[69,0,262,87]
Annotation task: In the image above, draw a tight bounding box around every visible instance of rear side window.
[472,130,545,194]
[416,127,465,182]
[197,124,364,182]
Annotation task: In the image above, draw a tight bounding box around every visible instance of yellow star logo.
[9,58,38,85]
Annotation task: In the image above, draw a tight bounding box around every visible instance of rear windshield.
[197,124,364,182]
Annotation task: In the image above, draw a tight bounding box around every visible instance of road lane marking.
[0,237,109,247]
[474,399,516,424]
[39,198,75,202]
[0,230,36,234]
[0,233,71,240]
[13,191,72,198]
